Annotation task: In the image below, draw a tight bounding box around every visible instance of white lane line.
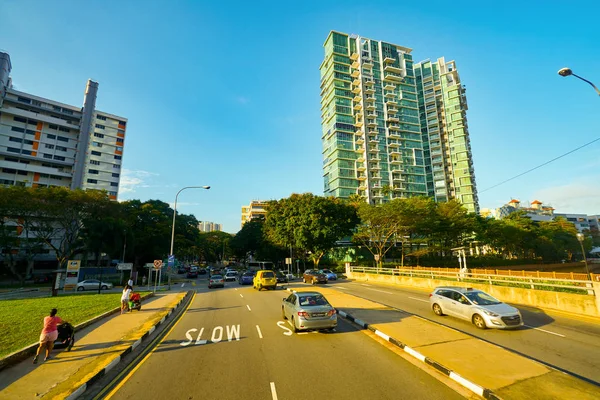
[361,283,372,287]
[365,288,394,294]
[256,325,263,339]
[336,286,349,290]
[246,304,252,312]
[524,325,566,337]
[180,283,185,288]
[408,296,429,303]
[297,332,308,335]
[270,382,278,400]
[240,294,244,298]
[234,288,238,291]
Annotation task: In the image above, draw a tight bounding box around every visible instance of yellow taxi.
[253,270,277,291]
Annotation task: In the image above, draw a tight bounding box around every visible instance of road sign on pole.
[285,258,292,265]
[117,263,133,271]
[168,255,175,267]
[153,260,163,270]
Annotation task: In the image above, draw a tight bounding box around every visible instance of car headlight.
[482,309,500,317]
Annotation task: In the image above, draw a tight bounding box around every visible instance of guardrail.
[349,266,595,295]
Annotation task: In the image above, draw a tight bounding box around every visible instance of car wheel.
[432,303,444,316]
[291,316,298,333]
[473,314,487,329]
[258,284,262,291]
[77,286,84,291]
[281,307,286,320]
[312,278,316,285]
[302,277,306,283]
[101,285,108,290]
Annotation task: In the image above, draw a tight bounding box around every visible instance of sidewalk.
[0,292,186,400]
[292,286,600,400]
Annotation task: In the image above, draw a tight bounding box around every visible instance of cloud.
[235,96,250,105]
[532,178,600,215]
[119,169,159,195]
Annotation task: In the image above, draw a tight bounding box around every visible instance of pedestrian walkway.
[0,292,185,400]
[295,286,600,400]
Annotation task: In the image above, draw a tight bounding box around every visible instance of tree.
[352,201,400,268]
[264,194,359,267]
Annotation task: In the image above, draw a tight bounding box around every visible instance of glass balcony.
[357,174,367,180]
[385,99,398,106]
[385,91,395,98]
[365,103,376,111]
[350,52,359,61]
[354,103,363,110]
[384,64,403,74]
[352,85,361,94]
[383,56,395,64]
[387,115,399,122]
[352,78,361,86]
[387,107,398,114]
[364,78,375,86]
[351,61,359,69]
[351,69,360,78]
[389,150,401,157]
[369,137,378,143]
[388,123,400,131]
[384,72,403,82]
[365,87,375,94]
[357,163,366,171]
[367,120,378,127]
[384,82,395,90]
[356,137,364,144]
[354,120,364,128]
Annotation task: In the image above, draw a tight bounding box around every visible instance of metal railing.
[348,266,595,295]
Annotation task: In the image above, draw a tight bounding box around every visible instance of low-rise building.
[241,200,270,227]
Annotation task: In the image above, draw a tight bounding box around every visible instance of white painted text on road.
[180,325,241,346]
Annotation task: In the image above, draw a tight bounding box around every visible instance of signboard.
[145,263,154,269]
[285,258,292,265]
[117,263,133,271]
[54,272,62,290]
[153,259,163,270]
[168,255,175,267]
[64,260,81,291]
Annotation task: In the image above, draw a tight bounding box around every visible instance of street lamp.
[576,233,590,278]
[558,68,600,96]
[168,185,210,289]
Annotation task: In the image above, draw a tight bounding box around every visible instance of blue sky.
[2,0,599,232]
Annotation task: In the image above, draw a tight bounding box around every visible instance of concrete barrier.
[348,271,600,318]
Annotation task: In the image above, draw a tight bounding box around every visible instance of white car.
[224,271,237,281]
[76,280,113,291]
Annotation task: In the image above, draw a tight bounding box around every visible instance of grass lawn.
[0,292,149,359]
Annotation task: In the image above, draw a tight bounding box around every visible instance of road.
[102,279,464,400]
[319,279,600,385]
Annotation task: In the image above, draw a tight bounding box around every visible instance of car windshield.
[464,291,501,306]
[211,275,222,279]
[243,272,253,277]
[262,272,275,278]
[298,295,328,307]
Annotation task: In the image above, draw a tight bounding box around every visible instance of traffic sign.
[285,258,292,265]
[153,259,163,270]
[117,263,133,271]
[168,255,175,267]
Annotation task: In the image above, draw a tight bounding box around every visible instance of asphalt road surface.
[104,281,464,400]
[318,279,600,385]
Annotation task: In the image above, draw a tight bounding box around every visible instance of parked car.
[76,280,113,291]
[281,291,337,333]
[208,275,225,289]
[238,271,254,285]
[253,270,277,291]
[303,270,327,284]
[187,270,198,279]
[276,271,289,283]
[224,271,237,282]
[318,269,337,281]
[177,267,187,274]
[429,286,523,329]
[198,268,207,275]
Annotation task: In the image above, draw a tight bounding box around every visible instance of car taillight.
[429,294,432,298]
[327,309,336,316]
[298,311,309,318]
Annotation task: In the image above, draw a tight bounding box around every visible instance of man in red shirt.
[33,308,62,364]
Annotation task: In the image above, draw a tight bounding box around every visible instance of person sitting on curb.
[33,308,62,364]
[121,285,132,314]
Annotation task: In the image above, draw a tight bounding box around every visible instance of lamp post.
[558,68,600,96]
[576,233,591,279]
[169,185,210,289]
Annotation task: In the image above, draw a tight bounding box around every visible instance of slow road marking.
[409,296,429,303]
[180,325,241,346]
[277,321,293,336]
[256,325,263,339]
[246,304,252,312]
[270,382,278,400]
[524,325,566,337]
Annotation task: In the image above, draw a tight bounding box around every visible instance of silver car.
[429,287,523,329]
[282,291,337,333]
[76,280,113,291]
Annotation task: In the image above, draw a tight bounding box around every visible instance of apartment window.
[56,146,67,152]
[25,129,36,135]
[18,97,31,104]
[118,120,126,126]
[53,106,62,111]
[39,173,49,178]
[94,133,104,138]
[87,179,98,184]
[13,116,27,123]
[62,109,73,115]
[113,164,121,169]
[45,144,55,149]
[28,119,39,125]
[17,170,28,176]
[57,136,69,142]
[91,151,101,156]
[32,100,42,107]
[7,147,20,153]
[43,154,53,159]
[11,127,25,133]
[92,142,102,147]
[117,129,125,135]
[90,160,100,165]
[23,139,34,145]
[19,160,30,164]
[88,169,99,174]
[116,146,123,152]
[95,124,105,130]
[9,137,23,143]
[49,124,58,130]
[2,168,16,174]
[112,173,120,178]
[116,138,124,144]
[114,155,122,160]
[96,115,107,121]
[47,134,56,139]
[58,127,70,133]
[110,182,118,187]
[21,150,31,155]
[53,155,65,161]
[108,191,117,196]
[0,179,14,185]
[4,157,18,162]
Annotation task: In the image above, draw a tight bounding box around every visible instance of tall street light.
[576,233,591,279]
[169,185,210,289]
[558,68,600,96]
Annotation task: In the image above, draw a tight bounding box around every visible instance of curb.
[285,287,501,400]
[65,290,193,400]
[0,293,155,372]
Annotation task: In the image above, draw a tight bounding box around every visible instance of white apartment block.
[0,52,126,198]
[241,200,269,227]
[198,221,222,232]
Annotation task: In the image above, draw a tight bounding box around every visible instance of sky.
[2,0,599,233]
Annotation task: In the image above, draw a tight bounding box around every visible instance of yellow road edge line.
[101,292,196,399]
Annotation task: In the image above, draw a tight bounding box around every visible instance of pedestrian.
[142,275,147,286]
[33,308,62,364]
[121,285,132,314]
[127,277,133,288]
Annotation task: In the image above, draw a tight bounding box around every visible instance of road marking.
[256,325,263,339]
[277,321,293,336]
[297,332,308,335]
[524,325,566,337]
[409,296,429,303]
[365,288,394,294]
[361,283,372,287]
[336,286,349,290]
[270,382,278,400]
[240,294,244,298]
[246,304,252,312]
[234,288,238,291]
[181,283,185,288]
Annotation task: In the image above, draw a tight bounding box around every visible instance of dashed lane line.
[408,296,429,303]
[270,382,278,400]
[256,325,263,339]
[524,325,566,337]
[246,304,252,312]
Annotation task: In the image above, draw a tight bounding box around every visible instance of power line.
[479,136,600,193]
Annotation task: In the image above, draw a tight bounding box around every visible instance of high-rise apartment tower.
[0,52,127,199]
